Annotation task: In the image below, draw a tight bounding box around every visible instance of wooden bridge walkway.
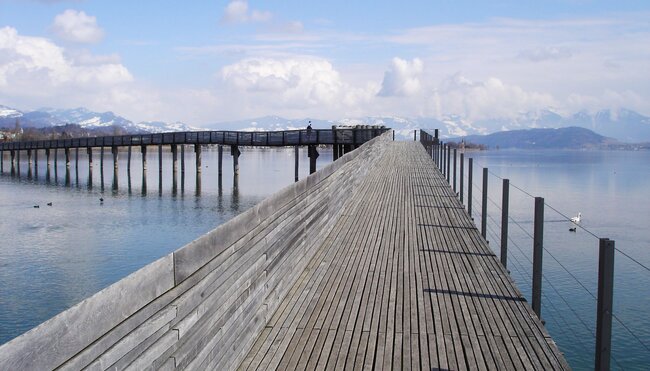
[238,142,569,370]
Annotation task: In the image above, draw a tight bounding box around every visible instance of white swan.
[570,212,582,224]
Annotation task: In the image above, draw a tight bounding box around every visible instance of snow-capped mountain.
[2,104,649,142]
[0,105,196,134]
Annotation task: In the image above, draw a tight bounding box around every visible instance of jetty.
[0,131,569,370]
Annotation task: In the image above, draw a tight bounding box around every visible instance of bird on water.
[570,212,582,224]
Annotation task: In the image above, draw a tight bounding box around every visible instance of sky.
[0,0,649,126]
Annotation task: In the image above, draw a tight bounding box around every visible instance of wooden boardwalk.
[238,142,569,370]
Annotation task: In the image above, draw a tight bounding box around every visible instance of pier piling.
[195,145,202,174]
[294,146,299,182]
[481,167,488,238]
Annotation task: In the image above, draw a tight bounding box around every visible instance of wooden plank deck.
[238,142,570,370]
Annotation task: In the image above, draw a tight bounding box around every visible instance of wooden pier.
[239,142,568,370]
[0,127,387,181]
[0,134,568,370]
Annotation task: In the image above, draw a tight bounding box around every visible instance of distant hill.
[455,127,617,149]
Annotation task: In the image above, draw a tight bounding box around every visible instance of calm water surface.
[1,146,649,370]
[0,146,330,345]
[466,149,650,370]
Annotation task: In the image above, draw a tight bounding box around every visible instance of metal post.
[445,146,451,184]
[481,167,488,238]
[501,179,510,268]
[532,197,544,318]
[453,148,457,193]
[414,130,417,141]
[460,153,465,203]
[595,238,615,371]
[468,158,473,217]
[294,145,299,182]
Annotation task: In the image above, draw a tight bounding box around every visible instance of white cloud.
[222,0,272,24]
[0,26,133,112]
[217,57,377,118]
[51,9,104,44]
[518,46,573,62]
[378,57,423,97]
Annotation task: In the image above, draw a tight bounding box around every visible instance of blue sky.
[0,0,649,125]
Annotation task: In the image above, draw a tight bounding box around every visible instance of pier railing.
[421,128,650,370]
[0,131,393,370]
[0,127,388,151]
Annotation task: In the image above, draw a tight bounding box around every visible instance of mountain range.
[1,104,649,143]
[456,127,621,149]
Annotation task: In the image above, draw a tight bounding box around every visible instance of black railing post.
[445,145,451,184]
[501,179,510,268]
[460,153,464,203]
[453,148,457,194]
[595,238,615,371]
[481,167,488,238]
[532,197,544,318]
[468,158,473,217]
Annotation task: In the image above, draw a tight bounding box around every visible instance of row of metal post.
[427,131,615,371]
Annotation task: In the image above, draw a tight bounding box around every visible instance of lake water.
[1,145,649,370]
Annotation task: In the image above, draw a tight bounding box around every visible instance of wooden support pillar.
[127,146,132,173]
[308,145,319,174]
[0,150,3,173]
[231,145,240,176]
[27,149,32,171]
[75,148,79,171]
[217,145,223,177]
[532,197,544,318]
[195,144,202,173]
[460,153,464,203]
[16,150,21,174]
[181,145,185,174]
[87,148,93,169]
[158,144,163,174]
[112,158,119,191]
[171,144,178,174]
[501,179,510,268]
[10,150,15,174]
[294,146,299,182]
[413,130,417,141]
[53,148,57,170]
[65,148,70,168]
[34,149,38,173]
[481,167,488,238]
[112,146,119,171]
[595,238,615,371]
[141,145,147,171]
[333,144,339,161]
[100,146,104,170]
